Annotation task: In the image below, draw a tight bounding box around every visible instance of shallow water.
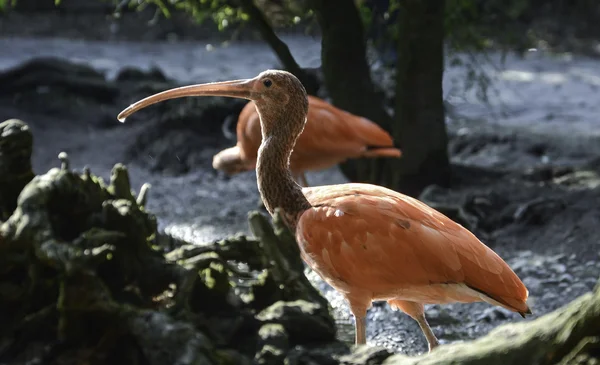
[1,34,599,355]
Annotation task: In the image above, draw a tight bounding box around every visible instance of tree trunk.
[237,0,319,95]
[309,0,394,185]
[390,0,451,196]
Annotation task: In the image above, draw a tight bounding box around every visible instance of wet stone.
[0,118,35,220]
[425,305,460,326]
[582,265,600,278]
[584,277,599,289]
[550,263,567,274]
[127,310,217,365]
[256,300,336,345]
[475,307,510,322]
[523,277,544,294]
[559,273,574,283]
[570,282,594,295]
[542,290,559,302]
[339,345,393,365]
[543,278,561,286]
[217,349,253,365]
[255,324,289,365]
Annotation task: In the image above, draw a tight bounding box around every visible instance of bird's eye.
[263,79,272,88]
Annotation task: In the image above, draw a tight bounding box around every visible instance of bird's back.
[296,96,396,154]
[298,183,530,315]
[234,97,400,173]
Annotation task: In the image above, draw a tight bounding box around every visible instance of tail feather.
[361,147,402,158]
[519,305,533,318]
[467,284,532,317]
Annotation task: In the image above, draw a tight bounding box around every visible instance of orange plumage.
[299,183,529,314]
[212,96,402,186]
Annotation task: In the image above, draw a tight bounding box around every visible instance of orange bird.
[118,70,531,352]
[213,96,402,187]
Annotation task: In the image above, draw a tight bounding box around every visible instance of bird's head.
[118,70,309,140]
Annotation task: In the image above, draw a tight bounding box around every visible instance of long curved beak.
[117,78,258,123]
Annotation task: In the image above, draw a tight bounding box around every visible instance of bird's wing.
[299,183,529,312]
[293,97,395,159]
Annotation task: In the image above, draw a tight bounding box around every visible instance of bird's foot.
[427,338,440,353]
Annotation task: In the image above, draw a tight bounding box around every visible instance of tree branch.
[237,0,319,94]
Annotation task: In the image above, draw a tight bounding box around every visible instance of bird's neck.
[256,134,311,231]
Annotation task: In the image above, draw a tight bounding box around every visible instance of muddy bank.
[0,38,599,359]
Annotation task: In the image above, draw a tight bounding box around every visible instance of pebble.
[584,277,599,288]
[475,307,510,322]
[523,277,543,293]
[425,306,460,326]
[558,273,574,283]
[550,263,567,274]
[542,278,560,285]
[542,291,559,302]
[569,282,593,294]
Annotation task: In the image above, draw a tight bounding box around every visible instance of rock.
[116,67,168,83]
[522,277,543,294]
[0,57,118,103]
[550,263,567,274]
[424,306,460,326]
[124,96,246,175]
[256,300,336,345]
[106,163,136,202]
[559,273,574,283]
[475,307,510,322]
[255,324,289,365]
[284,342,349,365]
[127,310,219,365]
[339,346,394,365]
[0,119,34,220]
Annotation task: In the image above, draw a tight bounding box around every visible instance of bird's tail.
[498,295,533,318]
[361,147,402,158]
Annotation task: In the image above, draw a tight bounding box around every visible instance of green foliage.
[110,0,243,30]
[0,0,16,12]
[356,0,522,107]
[114,0,309,31]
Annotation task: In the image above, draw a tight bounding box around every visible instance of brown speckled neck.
[256,133,311,231]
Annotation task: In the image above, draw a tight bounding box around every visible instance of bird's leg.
[349,301,369,345]
[415,314,440,352]
[355,314,367,344]
[414,313,439,352]
[388,299,439,352]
